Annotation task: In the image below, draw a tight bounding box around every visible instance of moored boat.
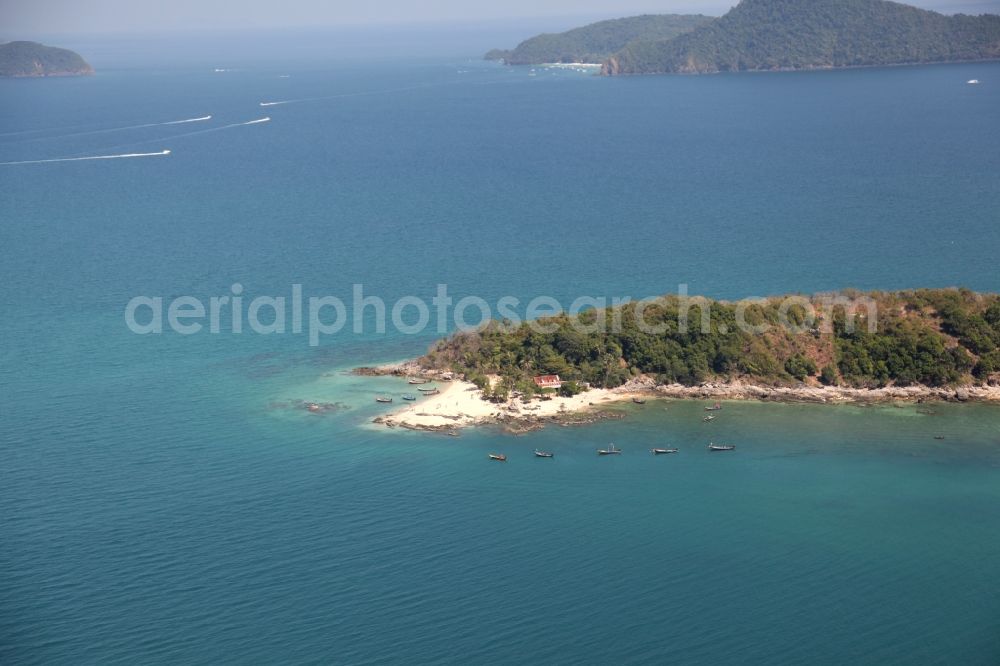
[708,443,736,452]
[408,378,430,384]
[402,394,417,401]
[534,449,554,458]
[598,444,622,456]
[632,398,647,405]
[417,386,439,393]
[489,453,507,462]
[705,402,723,411]
[703,415,716,422]
[375,396,393,403]
[651,448,679,455]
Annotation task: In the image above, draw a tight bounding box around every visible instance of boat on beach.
[375,396,393,403]
[708,443,736,452]
[598,444,622,456]
[632,398,647,405]
[417,386,439,393]
[651,448,679,455]
[489,453,507,462]
[534,449,555,458]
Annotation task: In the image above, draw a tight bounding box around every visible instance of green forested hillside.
[603,0,1000,74]
[421,290,1000,394]
[0,41,93,77]
[485,14,712,65]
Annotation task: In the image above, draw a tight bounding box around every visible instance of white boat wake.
[1,150,171,166]
[16,115,213,143]
[162,115,213,125]
[1,116,269,165]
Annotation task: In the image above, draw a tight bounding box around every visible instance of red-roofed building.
[533,375,562,390]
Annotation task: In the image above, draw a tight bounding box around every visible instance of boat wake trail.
[0,150,171,166]
[147,117,270,141]
[1,117,269,165]
[14,115,213,143]
[162,115,213,125]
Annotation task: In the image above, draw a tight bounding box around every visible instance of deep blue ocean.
[2,45,1000,664]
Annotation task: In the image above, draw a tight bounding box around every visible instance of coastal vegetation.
[0,41,93,77]
[484,14,712,65]
[420,289,1000,394]
[603,0,1000,75]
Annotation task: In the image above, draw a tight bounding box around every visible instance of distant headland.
[485,0,1000,76]
[0,41,93,77]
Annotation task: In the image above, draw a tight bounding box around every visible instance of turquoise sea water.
[2,52,1000,664]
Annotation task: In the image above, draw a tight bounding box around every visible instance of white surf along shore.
[360,362,1000,433]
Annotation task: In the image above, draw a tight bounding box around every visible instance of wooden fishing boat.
[708,443,736,452]
[534,449,554,458]
[651,448,679,455]
[489,453,507,462]
[598,444,622,456]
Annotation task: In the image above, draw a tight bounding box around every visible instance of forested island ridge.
[0,41,93,77]
[486,0,1000,76]
[359,289,1000,431]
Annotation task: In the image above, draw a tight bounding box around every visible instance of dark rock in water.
[281,400,349,414]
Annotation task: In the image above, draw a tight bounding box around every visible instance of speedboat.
[708,443,736,452]
[967,79,980,84]
[489,453,507,462]
[651,448,679,455]
[703,415,716,422]
[534,449,555,458]
[598,444,622,456]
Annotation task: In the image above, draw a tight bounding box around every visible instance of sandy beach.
[373,380,627,432]
[361,362,1000,432]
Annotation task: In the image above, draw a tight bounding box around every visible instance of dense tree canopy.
[485,14,711,65]
[0,41,93,77]
[422,290,1000,392]
[604,0,1000,74]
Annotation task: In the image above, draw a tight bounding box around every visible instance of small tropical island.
[0,41,93,77]
[361,289,1000,432]
[486,0,1000,75]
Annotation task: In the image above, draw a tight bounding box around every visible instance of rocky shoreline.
[617,376,1000,405]
[356,361,1000,434]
